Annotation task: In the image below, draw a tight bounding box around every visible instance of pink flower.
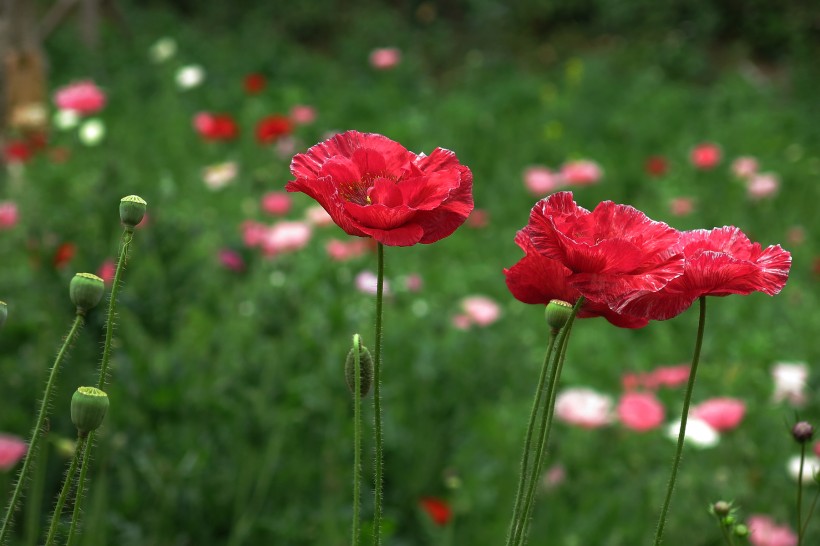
[747,515,797,546]
[404,273,423,292]
[646,364,690,389]
[218,249,245,272]
[747,172,780,200]
[0,201,19,229]
[786,227,805,246]
[261,192,292,216]
[369,47,401,70]
[669,197,695,217]
[241,221,267,248]
[326,238,370,261]
[691,398,745,432]
[731,156,759,179]
[690,143,722,170]
[305,205,334,227]
[560,160,602,186]
[772,362,808,406]
[260,221,312,256]
[54,81,106,115]
[467,208,489,228]
[461,296,501,327]
[355,270,390,295]
[451,314,471,330]
[617,392,665,431]
[0,434,27,471]
[96,259,116,285]
[814,440,820,458]
[523,166,564,195]
[555,388,613,428]
[542,464,566,490]
[290,104,317,125]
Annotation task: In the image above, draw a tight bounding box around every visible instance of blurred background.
[0,0,818,544]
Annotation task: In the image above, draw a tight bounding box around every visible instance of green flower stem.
[797,442,806,546]
[653,296,707,546]
[515,297,583,546]
[352,334,363,546]
[97,228,133,390]
[44,436,87,546]
[800,487,820,538]
[505,331,558,546]
[0,314,84,543]
[372,243,385,546]
[714,515,735,546]
[65,432,92,546]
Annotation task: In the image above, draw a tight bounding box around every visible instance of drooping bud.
[0,301,7,329]
[545,299,573,332]
[792,421,814,443]
[119,195,147,229]
[345,335,373,397]
[71,386,110,437]
[69,273,105,314]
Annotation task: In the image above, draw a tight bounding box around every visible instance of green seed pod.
[119,195,147,229]
[345,340,373,397]
[71,386,110,437]
[0,301,7,329]
[69,273,105,314]
[545,299,573,331]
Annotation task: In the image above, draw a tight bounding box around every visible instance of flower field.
[0,2,818,545]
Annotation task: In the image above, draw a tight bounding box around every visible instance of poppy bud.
[345,335,373,397]
[69,273,105,314]
[711,501,731,517]
[119,195,147,229]
[545,299,573,331]
[71,386,110,437]
[733,524,749,537]
[0,301,6,329]
[792,421,814,443]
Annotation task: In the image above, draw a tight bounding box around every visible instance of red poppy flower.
[527,192,684,308]
[286,130,474,246]
[255,115,292,144]
[243,73,266,95]
[419,497,452,526]
[504,229,648,328]
[193,112,239,141]
[53,242,76,269]
[615,226,791,320]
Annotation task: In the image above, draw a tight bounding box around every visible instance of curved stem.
[372,243,384,546]
[798,442,805,546]
[97,228,133,390]
[0,314,85,543]
[352,334,362,546]
[44,436,87,546]
[653,296,707,546]
[505,332,557,546]
[515,297,583,546]
[65,432,93,546]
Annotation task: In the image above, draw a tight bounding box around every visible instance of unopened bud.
[712,501,731,517]
[345,335,373,397]
[119,195,147,229]
[69,273,105,314]
[545,299,573,332]
[792,421,814,443]
[734,524,749,537]
[71,386,110,437]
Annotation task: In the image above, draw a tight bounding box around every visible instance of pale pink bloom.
[786,227,805,246]
[218,249,244,272]
[560,160,602,186]
[260,221,312,256]
[305,205,334,227]
[326,238,369,261]
[461,296,501,327]
[241,220,268,248]
[731,156,759,179]
[542,464,566,491]
[355,270,390,295]
[669,197,695,217]
[645,364,690,389]
[202,162,238,190]
[555,388,614,429]
[690,143,722,170]
[54,81,106,115]
[772,362,808,406]
[404,274,423,292]
[369,47,401,70]
[747,515,798,546]
[261,192,292,216]
[523,166,564,195]
[617,392,665,432]
[747,172,780,200]
[0,201,19,229]
[467,208,489,228]
[0,434,27,471]
[97,259,116,285]
[691,398,746,432]
[290,104,317,125]
[274,137,299,160]
[451,313,471,330]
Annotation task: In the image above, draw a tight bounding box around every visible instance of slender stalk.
[714,516,735,546]
[797,442,806,546]
[352,334,362,546]
[653,296,707,546]
[515,297,583,546]
[505,332,558,546]
[97,228,133,390]
[800,488,820,538]
[0,314,84,543]
[44,436,87,546]
[65,432,93,546]
[372,243,385,546]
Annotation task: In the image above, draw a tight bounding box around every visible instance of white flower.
[772,362,809,406]
[787,455,820,483]
[175,65,205,89]
[78,118,105,146]
[54,109,79,130]
[665,417,719,448]
[149,38,177,63]
[202,162,238,191]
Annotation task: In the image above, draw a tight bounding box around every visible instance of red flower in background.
[690,142,722,170]
[617,392,665,431]
[645,155,668,177]
[616,226,791,320]
[53,242,76,269]
[193,112,239,141]
[243,73,266,95]
[526,192,684,309]
[255,115,292,144]
[4,141,32,164]
[286,130,473,246]
[504,230,648,328]
[419,497,452,526]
